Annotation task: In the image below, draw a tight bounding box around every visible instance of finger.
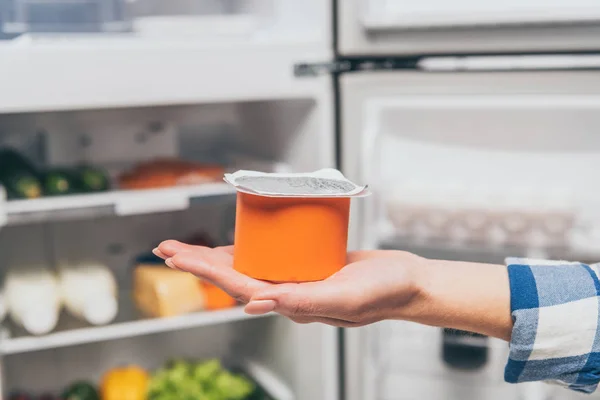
[158,240,234,258]
[243,301,363,327]
[287,315,364,328]
[167,246,234,270]
[169,251,270,303]
[244,300,277,315]
[152,248,168,260]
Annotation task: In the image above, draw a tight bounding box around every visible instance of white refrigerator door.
[340,70,600,400]
[338,0,600,55]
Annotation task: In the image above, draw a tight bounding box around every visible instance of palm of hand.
[155,240,421,327]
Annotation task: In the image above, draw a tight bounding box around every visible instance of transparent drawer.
[0,0,320,41]
[0,0,130,34]
[127,0,260,39]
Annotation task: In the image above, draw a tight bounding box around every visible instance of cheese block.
[133,265,205,318]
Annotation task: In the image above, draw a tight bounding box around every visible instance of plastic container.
[1,0,130,35]
[58,261,118,325]
[5,265,61,335]
[200,281,237,310]
[225,169,369,282]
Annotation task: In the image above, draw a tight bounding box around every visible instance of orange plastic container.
[233,191,351,282]
[200,281,237,310]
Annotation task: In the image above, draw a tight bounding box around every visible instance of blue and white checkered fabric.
[505,257,600,393]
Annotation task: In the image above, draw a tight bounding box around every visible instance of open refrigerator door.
[340,70,600,400]
[336,2,600,400]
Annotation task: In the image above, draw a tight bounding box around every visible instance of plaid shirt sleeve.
[505,257,600,393]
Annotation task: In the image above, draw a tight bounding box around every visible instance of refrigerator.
[0,0,599,399]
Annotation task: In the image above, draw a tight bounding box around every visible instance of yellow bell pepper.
[101,365,149,400]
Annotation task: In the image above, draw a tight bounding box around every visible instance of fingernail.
[245,300,277,315]
[152,248,162,257]
[165,258,176,269]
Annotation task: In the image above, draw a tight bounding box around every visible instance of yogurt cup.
[225,169,370,282]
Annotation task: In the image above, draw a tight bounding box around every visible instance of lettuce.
[148,359,256,400]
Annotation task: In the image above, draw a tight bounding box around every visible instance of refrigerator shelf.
[0,302,271,355]
[379,218,600,260]
[1,182,235,226]
[0,38,330,113]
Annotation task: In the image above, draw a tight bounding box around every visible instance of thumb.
[245,282,356,319]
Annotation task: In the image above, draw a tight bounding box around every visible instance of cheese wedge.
[133,265,205,318]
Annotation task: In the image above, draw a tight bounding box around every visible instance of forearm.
[396,255,600,393]
[400,258,513,341]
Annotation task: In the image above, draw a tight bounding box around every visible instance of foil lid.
[224,169,370,198]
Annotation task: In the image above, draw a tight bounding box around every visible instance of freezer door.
[340,70,600,400]
[338,0,600,55]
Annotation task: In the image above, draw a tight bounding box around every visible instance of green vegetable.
[192,359,222,382]
[213,369,256,400]
[73,165,110,192]
[148,359,257,400]
[0,148,42,199]
[42,169,75,196]
[0,148,38,175]
[61,381,100,400]
[1,171,42,199]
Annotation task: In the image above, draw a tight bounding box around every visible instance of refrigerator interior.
[338,0,600,55]
[341,70,600,400]
[0,98,338,399]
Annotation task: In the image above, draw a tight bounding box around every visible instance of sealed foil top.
[224,169,370,198]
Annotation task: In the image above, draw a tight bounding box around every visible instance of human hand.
[153,240,426,327]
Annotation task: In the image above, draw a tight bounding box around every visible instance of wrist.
[398,257,513,341]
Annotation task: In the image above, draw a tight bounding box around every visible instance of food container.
[224,169,370,282]
[200,281,237,310]
[5,265,61,335]
[58,261,118,325]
